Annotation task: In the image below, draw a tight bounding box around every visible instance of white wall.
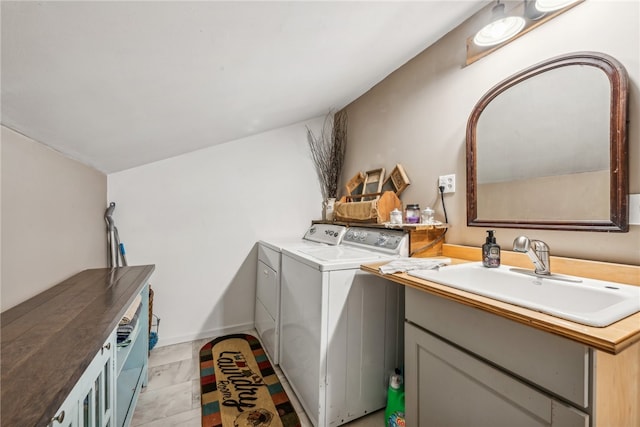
[1,126,107,310]
[342,0,640,265]
[108,118,324,346]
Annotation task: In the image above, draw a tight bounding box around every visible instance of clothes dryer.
[256,224,347,364]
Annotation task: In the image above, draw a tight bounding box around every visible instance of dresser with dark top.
[1,265,155,427]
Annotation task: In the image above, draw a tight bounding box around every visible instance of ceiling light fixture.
[524,0,546,20]
[534,0,581,12]
[473,1,526,47]
[466,0,584,65]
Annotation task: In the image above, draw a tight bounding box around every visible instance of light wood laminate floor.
[131,333,385,426]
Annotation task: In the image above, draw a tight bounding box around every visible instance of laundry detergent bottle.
[385,369,405,427]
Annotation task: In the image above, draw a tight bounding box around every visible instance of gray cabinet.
[405,287,590,427]
[405,323,588,427]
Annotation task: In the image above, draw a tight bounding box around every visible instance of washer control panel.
[303,224,347,245]
[343,228,407,254]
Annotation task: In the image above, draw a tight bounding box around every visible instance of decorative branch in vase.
[307,110,348,221]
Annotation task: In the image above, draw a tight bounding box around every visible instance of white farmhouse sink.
[408,262,640,327]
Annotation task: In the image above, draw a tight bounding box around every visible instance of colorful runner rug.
[199,334,301,427]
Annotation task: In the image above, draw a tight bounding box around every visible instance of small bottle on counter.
[390,208,403,225]
[482,230,501,268]
[421,207,435,224]
[404,204,420,224]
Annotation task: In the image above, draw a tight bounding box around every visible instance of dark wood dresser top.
[1,265,155,427]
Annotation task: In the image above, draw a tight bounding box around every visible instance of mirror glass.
[467,52,628,231]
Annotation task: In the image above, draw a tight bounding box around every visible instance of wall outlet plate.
[439,174,455,193]
[629,194,640,225]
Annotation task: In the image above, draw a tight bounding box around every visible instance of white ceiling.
[1,1,487,173]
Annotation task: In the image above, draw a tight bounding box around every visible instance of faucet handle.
[530,239,549,253]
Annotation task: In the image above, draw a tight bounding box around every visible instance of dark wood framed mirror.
[466,51,629,232]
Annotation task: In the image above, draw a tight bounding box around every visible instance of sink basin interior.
[408,262,640,327]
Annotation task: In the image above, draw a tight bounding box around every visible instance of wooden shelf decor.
[345,172,366,198]
[362,168,385,201]
[381,164,410,197]
[408,227,447,258]
[334,190,401,224]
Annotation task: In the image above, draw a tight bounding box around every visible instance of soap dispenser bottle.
[482,230,501,268]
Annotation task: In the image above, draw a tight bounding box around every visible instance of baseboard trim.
[153,322,256,348]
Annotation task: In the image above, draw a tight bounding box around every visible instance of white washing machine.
[255,224,347,364]
[279,227,408,427]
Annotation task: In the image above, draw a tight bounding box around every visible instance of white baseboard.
[153,322,256,348]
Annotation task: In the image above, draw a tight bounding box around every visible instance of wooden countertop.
[362,244,640,355]
[1,265,155,427]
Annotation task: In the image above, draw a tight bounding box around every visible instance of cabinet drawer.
[258,244,281,272]
[406,287,590,409]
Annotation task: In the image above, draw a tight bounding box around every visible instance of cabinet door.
[405,323,588,427]
[79,333,116,427]
[47,388,79,427]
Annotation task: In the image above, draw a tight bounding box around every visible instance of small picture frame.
[363,168,385,200]
[345,172,366,198]
[381,164,410,196]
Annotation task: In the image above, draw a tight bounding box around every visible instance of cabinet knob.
[263,269,269,276]
[101,342,111,354]
[49,410,65,424]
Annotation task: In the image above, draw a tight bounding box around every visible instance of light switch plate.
[629,194,640,225]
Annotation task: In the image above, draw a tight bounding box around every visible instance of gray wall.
[1,126,107,310]
[342,1,639,265]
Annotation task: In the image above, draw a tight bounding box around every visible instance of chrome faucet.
[513,236,550,275]
[511,236,582,282]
